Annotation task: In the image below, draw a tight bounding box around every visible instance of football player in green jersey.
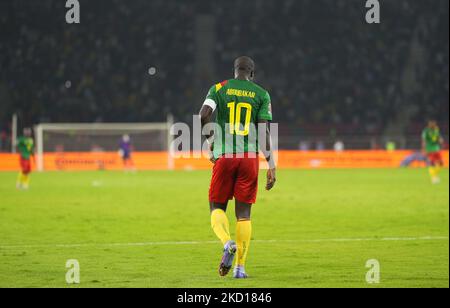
[16,128,35,190]
[199,56,276,279]
[422,120,445,184]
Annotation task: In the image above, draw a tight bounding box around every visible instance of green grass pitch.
[0,168,448,288]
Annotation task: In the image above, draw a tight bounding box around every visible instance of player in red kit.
[199,56,276,279]
[16,128,35,190]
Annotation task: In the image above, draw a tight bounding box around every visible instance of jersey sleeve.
[203,85,219,111]
[258,91,273,121]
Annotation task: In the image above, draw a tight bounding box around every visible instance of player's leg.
[210,202,231,246]
[22,160,31,189]
[435,153,444,182]
[17,158,23,189]
[234,202,252,279]
[17,158,28,189]
[436,152,444,177]
[209,157,238,276]
[232,155,259,278]
[427,153,435,181]
[209,158,234,245]
[22,174,30,189]
[16,172,24,189]
[428,163,436,182]
[127,157,136,171]
[211,201,237,276]
[122,154,129,170]
[428,153,441,184]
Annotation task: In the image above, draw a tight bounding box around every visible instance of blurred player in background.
[422,120,445,184]
[119,135,135,171]
[16,128,34,190]
[199,56,276,279]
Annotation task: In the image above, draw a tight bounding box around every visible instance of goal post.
[34,117,174,172]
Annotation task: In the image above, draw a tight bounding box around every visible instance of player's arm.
[199,105,216,164]
[258,91,276,191]
[199,105,214,140]
[199,85,217,141]
[199,88,217,163]
[439,133,445,147]
[259,119,276,191]
[421,131,427,153]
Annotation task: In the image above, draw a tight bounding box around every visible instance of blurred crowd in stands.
[0,0,448,151]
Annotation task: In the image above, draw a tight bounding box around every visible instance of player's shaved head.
[428,120,438,128]
[234,56,255,81]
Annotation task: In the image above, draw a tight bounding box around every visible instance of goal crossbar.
[35,123,169,131]
[34,119,174,172]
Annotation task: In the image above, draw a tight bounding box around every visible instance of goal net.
[35,119,174,171]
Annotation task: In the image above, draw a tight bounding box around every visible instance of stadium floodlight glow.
[34,116,174,172]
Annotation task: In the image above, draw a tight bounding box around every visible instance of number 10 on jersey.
[227,102,252,136]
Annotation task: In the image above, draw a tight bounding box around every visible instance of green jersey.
[17,137,34,160]
[204,79,272,158]
[422,127,442,153]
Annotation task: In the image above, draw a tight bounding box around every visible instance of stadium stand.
[0,0,448,151]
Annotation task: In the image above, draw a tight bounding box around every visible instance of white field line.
[0,236,448,250]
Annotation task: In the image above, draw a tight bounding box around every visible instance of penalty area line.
[0,236,448,250]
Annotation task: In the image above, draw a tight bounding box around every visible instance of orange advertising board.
[0,151,448,171]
